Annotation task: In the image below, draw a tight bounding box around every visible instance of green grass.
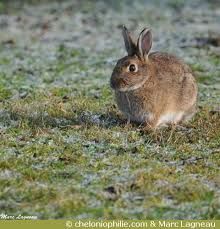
[0,0,220,220]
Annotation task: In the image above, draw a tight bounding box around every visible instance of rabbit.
[110,26,198,129]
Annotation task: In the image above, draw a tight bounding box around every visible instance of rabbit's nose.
[110,74,121,89]
[110,77,117,89]
[110,76,126,90]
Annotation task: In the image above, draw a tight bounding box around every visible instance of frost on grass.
[0,0,219,219]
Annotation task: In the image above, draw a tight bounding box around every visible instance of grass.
[0,0,220,220]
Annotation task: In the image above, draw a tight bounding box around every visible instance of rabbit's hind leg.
[182,106,197,123]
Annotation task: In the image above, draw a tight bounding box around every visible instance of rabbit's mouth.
[110,77,147,92]
[110,77,126,90]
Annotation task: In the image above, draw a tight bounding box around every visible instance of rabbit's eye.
[129,64,137,72]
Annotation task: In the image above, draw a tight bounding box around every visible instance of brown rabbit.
[110,26,198,129]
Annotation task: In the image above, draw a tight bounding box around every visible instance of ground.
[0,0,219,219]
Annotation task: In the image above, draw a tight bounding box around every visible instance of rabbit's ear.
[137,28,152,60]
[122,25,136,56]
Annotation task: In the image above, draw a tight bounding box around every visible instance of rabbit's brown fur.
[110,26,197,129]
